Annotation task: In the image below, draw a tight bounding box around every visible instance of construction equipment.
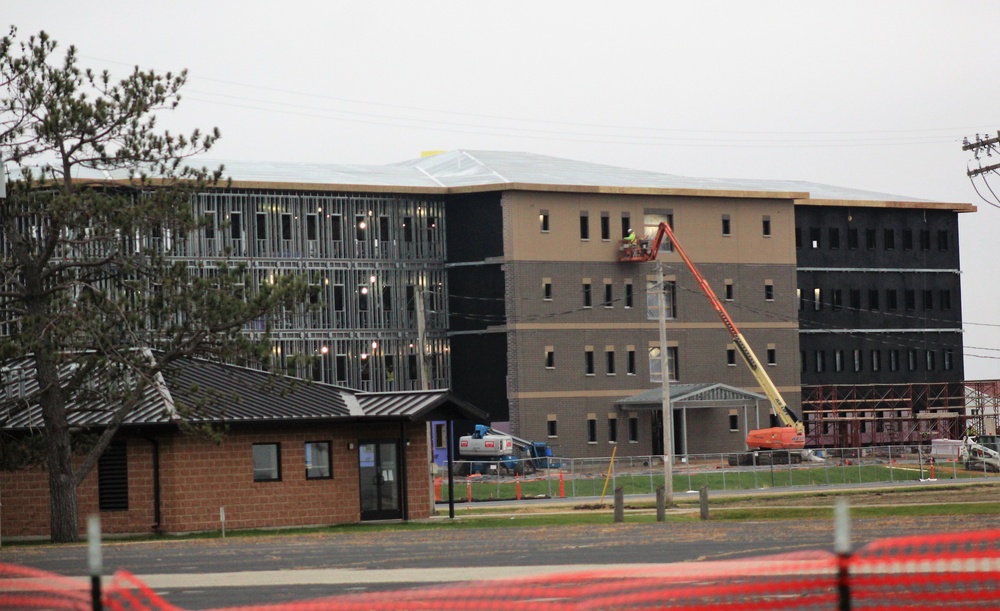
[964,436,1000,472]
[457,424,553,476]
[619,222,807,464]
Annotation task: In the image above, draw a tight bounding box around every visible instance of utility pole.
[415,286,429,391]
[963,131,1000,178]
[658,262,674,505]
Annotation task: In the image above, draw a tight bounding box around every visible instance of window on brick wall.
[601,212,611,240]
[539,210,549,232]
[624,282,633,308]
[603,281,613,307]
[628,415,639,442]
[762,216,771,237]
[650,346,679,382]
[729,413,739,432]
[434,423,447,449]
[253,443,281,482]
[608,415,618,443]
[545,348,555,369]
[764,282,774,301]
[305,441,332,479]
[722,214,731,236]
[98,441,128,511]
[585,348,595,375]
[579,211,590,240]
[647,280,676,319]
[606,349,616,375]
[543,279,552,300]
[583,282,592,307]
[627,349,636,375]
[587,416,598,443]
[547,416,558,438]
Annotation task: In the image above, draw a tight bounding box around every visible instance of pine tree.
[0,29,305,542]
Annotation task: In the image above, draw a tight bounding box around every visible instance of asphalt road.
[4,509,999,610]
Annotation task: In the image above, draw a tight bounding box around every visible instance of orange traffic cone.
[559,471,566,498]
[434,477,442,502]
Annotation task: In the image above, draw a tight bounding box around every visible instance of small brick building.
[0,358,484,540]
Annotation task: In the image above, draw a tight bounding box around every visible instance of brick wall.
[1,421,432,540]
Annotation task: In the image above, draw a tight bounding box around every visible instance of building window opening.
[305,441,331,479]
[253,443,281,482]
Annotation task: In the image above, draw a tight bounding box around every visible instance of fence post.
[656,485,666,522]
[88,515,103,611]
[614,486,624,523]
[699,485,709,521]
[834,498,852,611]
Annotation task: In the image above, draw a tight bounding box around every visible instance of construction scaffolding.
[802,382,967,447]
[964,380,1000,437]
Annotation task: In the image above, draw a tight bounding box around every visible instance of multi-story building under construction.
[2,150,978,456]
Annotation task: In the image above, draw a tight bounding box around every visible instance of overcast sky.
[7,1,1000,378]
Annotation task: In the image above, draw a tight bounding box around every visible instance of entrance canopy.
[615,382,767,411]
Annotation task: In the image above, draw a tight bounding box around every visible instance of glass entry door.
[359,441,401,520]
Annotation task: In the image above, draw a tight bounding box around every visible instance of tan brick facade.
[498,191,801,457]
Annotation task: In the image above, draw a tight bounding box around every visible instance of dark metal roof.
[357,390,487,421]
[1,357,484,430]
[164,359,355,423]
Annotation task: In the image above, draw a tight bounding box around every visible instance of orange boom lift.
[620,223,806,459]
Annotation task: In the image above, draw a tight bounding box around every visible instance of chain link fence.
[438,444,1000,503]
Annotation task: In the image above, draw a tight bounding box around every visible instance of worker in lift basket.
[624,228,638,257]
